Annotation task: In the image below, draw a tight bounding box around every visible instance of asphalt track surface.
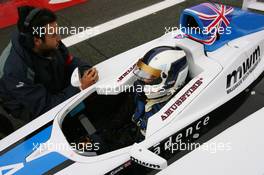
[1,0,264,174]
[0,0,243,62]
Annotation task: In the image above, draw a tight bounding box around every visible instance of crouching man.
[0,6,98,123]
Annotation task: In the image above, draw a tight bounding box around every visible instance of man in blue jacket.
[0,6,98,122]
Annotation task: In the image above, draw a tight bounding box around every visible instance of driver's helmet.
[133,46,188,99]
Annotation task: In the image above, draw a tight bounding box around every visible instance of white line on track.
[62,0,185,47]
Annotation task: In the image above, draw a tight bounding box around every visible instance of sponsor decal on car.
[0,124,70,175]
[0,163,24,175]
[226,46,261,94]
[130,156,161,169]
[107,161,132,175]
[161,78,203,121]
[117,64,136,82]
[151,115,210,155]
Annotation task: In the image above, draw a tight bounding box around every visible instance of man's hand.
[80,68,99,90]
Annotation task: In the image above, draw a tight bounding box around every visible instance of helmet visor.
[133,59,161,79]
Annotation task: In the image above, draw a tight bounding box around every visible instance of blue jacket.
[132,92,167,130]
[0,32,90,121]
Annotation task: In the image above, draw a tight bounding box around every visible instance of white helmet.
[133,46,188,99]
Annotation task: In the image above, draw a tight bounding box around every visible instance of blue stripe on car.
[0,126,69,175]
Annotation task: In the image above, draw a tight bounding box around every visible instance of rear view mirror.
[130,143,167,170]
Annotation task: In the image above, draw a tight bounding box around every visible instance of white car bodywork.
[243,0,264,11]
[157,106,264,175]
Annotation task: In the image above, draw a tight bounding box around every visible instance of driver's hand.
[80,68,99,90]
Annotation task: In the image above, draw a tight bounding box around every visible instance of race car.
[1,2,264,175]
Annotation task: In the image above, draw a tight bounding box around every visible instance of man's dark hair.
[17,6,57,39]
